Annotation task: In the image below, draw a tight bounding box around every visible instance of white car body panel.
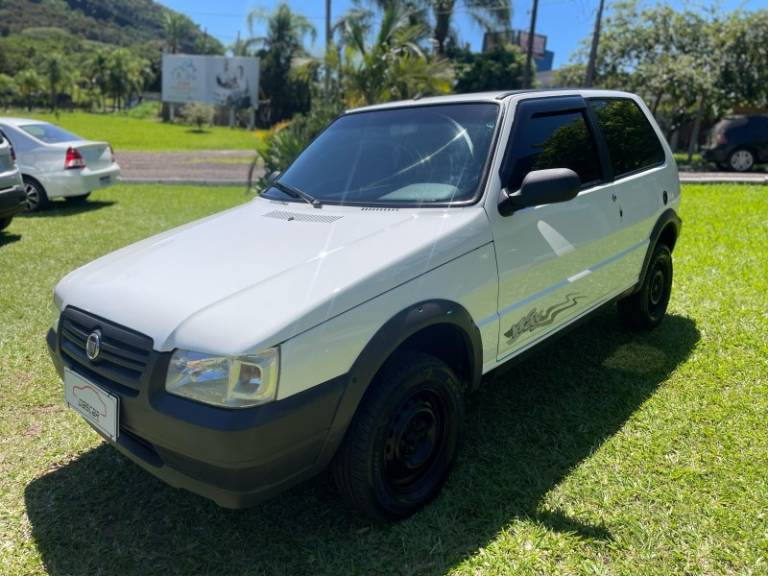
[56,198,495,357]
[0,119,120,198]
[53,89,680,403]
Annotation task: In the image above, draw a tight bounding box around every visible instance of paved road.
[117,150,768,186]
[116,150,262,186]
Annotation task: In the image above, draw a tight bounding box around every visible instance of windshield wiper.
[271,180,322,208]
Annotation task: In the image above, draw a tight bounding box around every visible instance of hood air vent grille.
[263,210,342,224]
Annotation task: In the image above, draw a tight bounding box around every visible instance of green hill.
[0,0,223,76]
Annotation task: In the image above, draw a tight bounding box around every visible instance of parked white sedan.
[0,118,121,211]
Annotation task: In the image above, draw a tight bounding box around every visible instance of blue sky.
[158,0,765,69]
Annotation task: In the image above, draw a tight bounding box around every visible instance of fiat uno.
[48,90,681,521]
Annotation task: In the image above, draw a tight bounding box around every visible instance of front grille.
[60,307,153,393]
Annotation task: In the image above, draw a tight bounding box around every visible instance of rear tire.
[332,351,464,522]
[728,148,755,172]
[0,217,11,231]
[618,243,673,331]
[23,177,49,212]
[64,192,91,204]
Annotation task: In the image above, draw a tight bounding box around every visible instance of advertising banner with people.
[162,54,260,109]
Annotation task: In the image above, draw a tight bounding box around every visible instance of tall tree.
[364,0,512,55]
[163,12,193,54]
[43,52,68,111]
[246,3,317,123]
[16,69,42,111]
[338,2,452,105]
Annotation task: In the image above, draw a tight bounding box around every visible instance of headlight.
[165,347,279,408]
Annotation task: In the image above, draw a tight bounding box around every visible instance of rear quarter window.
[589,98,665,177]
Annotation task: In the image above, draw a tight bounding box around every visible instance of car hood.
[56,197,491,354]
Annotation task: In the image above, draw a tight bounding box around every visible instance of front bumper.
[701,146,728,164]
[47,320,347,508]
[0,184,25,219]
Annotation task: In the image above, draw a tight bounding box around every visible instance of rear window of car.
[19,123,80,144]
[589,98,665,177]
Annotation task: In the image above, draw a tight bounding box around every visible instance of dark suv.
[703,115,768,172]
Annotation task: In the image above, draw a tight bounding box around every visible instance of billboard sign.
[162,54,260,109]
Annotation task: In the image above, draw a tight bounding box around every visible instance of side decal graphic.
[504,293,585,343]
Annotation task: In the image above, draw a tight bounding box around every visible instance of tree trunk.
[652,91,663,117]
[687,97,705,163]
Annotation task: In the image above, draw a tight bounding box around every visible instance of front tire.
[728,148,755,172]
[23,177,49,212]
[618,243,673,331]
[332,351,464,521]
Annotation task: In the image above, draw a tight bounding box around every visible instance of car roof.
[0,117,50,127]
[346,88,640,114]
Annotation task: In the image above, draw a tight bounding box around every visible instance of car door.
[586,97,670,288]
[489,95,623,361]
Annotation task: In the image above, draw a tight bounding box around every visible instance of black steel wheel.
[332,351,464,521]
[618,243,673,330]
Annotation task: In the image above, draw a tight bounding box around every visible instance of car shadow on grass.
[25,310,699,576]
[19,200,115,218]
[0,231,21,247]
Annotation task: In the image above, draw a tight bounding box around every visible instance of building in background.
[482,30,554,72]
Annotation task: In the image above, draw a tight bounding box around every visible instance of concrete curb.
[679,175,768,184]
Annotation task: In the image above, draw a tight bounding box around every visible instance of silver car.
[0,133,24,231]
[0,118,121,212]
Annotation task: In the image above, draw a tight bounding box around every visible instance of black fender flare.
[316,299,483,466]
[633,208,682,294]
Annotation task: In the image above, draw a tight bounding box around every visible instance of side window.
[589,98,665,177]
[503,109,602,192]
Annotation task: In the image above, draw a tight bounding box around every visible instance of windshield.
[19,123,81,144]
[263,103,500,207]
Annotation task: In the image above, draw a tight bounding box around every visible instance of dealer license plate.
[64,368,119,441]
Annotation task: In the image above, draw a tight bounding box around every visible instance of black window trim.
[261,101,506,210]
[586,96,667,182]
[497,95,610,215]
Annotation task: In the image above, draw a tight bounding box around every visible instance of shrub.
[254,102,342,191]
[181,102,213,132]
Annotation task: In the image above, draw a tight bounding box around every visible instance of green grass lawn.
[1,184,766,575]
[2,109,265,152]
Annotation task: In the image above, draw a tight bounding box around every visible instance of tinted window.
[504,110,602,191]
[19,123,80,144]
[590,99,665,177]
[263,103,500,207]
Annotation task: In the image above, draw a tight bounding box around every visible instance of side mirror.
[499,168,581,216]
[267,170,282,184]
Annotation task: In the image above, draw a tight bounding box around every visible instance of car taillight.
[65,147,85,169]
[715,132,727,146]
[9,145,16,164]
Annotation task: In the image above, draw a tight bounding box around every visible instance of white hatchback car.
[0,118,121,211]
[48,89,681,521]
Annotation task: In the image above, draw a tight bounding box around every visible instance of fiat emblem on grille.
[85,329,102,361]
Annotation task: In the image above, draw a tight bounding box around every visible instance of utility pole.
[324,0,332,99]
[523,0,539,89]
[584,0,606,87]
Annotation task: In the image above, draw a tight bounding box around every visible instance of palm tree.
[16,69,43,111]
[245,3,317,123]
[338,2,452,105]
[43,52,68,111]
[164,11,193,54]
[364,0,512,55]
